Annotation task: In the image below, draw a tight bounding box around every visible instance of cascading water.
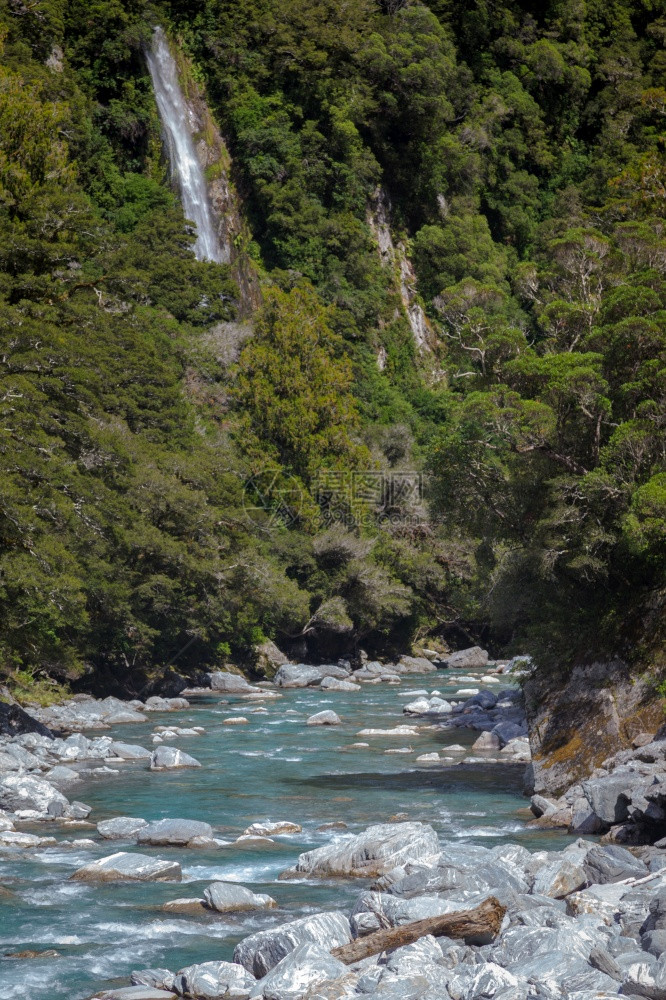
[146,27,223,263]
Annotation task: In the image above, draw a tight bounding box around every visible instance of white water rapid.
[146,27,222,262]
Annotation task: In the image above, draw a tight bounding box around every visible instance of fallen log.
[331,896,505,965]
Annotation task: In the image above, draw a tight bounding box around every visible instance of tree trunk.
[331,897,505,965]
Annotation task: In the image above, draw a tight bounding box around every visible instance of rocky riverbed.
[2,648,666,999]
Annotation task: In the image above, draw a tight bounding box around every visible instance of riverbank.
[1,652,666,1000]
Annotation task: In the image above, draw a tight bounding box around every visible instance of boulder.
[472,731,501,751]
[319,677,360,692]
[582,775,632,825]
[284,822,440,878]
[306,711,341,726]
[110,742,152,760]
[233,911,351,977]
[273,664,347,688]
[97,817,148,840]
[130,970,175,991]
[0,773,69,815]
[444,646,489,669]
[173,961,255,1000]
[0,701,55,739]
[584,844,647,884]
[395,656,437,675]
[251,942,348,1000]
[203,881,276,913]
[104,711,147,724]
[243,822,301,836]
[137,818,214,846]
[253,640,289,678]
[71,852,182,882]
[531,858,587,898]
[150,747,201,770]
[209,671,252,693]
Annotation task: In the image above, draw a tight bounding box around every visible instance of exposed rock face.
[283,822,440,879]
[71,852,182,882]
[524,659,663,797]
[233,911,351,977]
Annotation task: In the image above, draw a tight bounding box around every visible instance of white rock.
[306,711,341,726]
[71,852,182,882]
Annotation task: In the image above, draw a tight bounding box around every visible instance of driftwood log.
[331,896,506,965]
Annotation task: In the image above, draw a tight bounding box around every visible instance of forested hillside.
[0,0,664,699]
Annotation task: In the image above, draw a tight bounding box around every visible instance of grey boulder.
[250,942,347,1000]
[306,711,341,726]
[203,881,276,913]
[273,664,347,688]
[71,852,182,882]
[209,672,253,694]
[0,773,69,815]
[444,646,489,669]
[233,911,351,977]
[137,818,213,846]
[284,822,440,878]
[110,742,152,760]
[97,817,148,840]
[150,747,201,770]
[174,961,256,1000]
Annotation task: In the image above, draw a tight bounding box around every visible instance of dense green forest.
[0,0,664,698]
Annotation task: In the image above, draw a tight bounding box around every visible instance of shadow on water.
[286,762,527,797]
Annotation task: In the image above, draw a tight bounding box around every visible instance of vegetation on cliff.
[0,0,664,693]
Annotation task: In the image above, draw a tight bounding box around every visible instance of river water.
[0,669,569,999]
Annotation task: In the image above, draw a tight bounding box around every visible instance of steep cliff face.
[173,43,261,318]
[367,187,436,354]
[524,660,664,797]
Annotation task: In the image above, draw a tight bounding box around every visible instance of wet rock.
[173,961,256,1000]
[137,818,214,846]
[233,911,351,977]
[71,851,182,882]
[150,747,201,770]
[283,822,440,879]
[244,822,301,836]
[223,717,249,725]
[209,671,253,693]
[45,765,81,788]
[306,711,341,726]
[97,817,148,840]
[203,881,276,912]
[251,941,347,1000]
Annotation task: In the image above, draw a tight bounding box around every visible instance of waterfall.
[146,27,222,263]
